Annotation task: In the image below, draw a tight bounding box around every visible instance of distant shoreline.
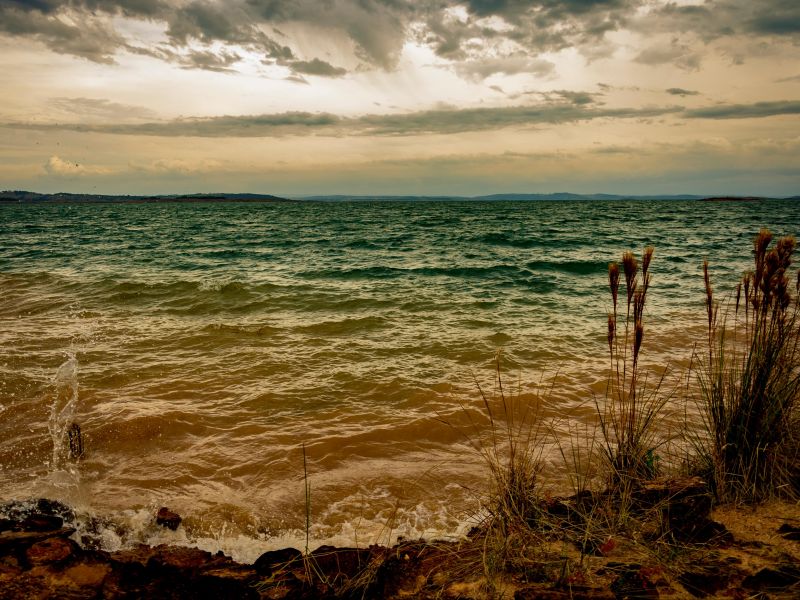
[0,192,297,204]
[2,190,797,204]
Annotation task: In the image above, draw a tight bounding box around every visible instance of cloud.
[165,0,292,61]
[453,56,556,81]
[9,97,799,140]
[4,102,682,138]
[549,90,598,105]
[683,100,800,119]
[0,0,166,17]
[43,154,110,176]
[2,0,793,78]
[132,157,225,174]
[0,0,662,75]
[744,0,800,36]
[0,3,125,63]
[288,58,347,78]
[666,88,699,97]
[634,41,702,71]
[48,97,159,121]
[179,49,241,72]
[245,0,408,69]
[634,0,800,41]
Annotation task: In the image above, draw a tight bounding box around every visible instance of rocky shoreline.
[2,479,800,599]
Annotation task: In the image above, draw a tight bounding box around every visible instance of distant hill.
[299,193,708,201]
[699,196,772,202]
[2,191,794,204]
[0,191,294,204]
[473,193,707,201]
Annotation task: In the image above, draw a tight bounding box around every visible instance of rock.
[155,507,182,531]
[308,545,374,582]
[635,477,731,544]
[18,514,63,532]
[515,586,615,599]
[146,545,214,571]
[25,537,78,565]
[0,528,77,549]
[678,557,745,598]
[777,523,800,541]
[63,561,111,588]
[254,547,303,576]
[608,564,661,599]
[742,564,800,592]
[0,498,75,525]
[110,544,157,567]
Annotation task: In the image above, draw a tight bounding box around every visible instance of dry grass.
[596,247,672,495]
[695,229,800,503]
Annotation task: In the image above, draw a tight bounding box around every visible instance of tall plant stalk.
[598,246,668,489]
[698,229,800,503]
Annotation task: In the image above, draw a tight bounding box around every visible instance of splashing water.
[48,353,80,483]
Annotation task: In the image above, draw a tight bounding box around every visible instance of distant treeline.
[0,191,294,204]
[1,190,796,204]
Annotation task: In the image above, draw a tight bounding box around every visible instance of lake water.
[1,199,797,561]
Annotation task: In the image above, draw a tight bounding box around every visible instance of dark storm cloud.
[0,3,124,62]
[636,0,800,41]
[76,0,166,17]
[0,0,796,72]
[634,42,701,71]
[7,97,798,139]
[423,0,641,66]
[743,0,800,36]
[551,90,597,105]
[666,88,699,97]
[244,0,409,69]
[179,49,242,72]
[165,0,292,60]
[288,58,347,78]
[0,0,166,16]
[683,100,800,120]
[1,102,681,138]
[464,0,631,19]
[0,0,651,71]
[0,0,59,12]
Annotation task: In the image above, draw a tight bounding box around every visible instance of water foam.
[48,353,80,479]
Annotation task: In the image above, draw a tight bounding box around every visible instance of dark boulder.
[254,547,303,576]
[155,507,182,531]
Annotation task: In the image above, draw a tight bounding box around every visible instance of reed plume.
[696,229,800,503]
[598,246,667,492]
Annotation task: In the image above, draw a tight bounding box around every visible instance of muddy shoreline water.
[3,481,800,599]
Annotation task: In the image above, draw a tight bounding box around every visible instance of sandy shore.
[2,481,800,599]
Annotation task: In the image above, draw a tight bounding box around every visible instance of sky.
[0,0,798,197]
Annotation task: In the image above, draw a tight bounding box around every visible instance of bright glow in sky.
[0,0,798,196]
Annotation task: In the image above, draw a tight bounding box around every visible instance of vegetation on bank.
[695,230,800,503]
[423,227,800,597]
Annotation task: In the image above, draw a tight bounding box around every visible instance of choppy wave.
[1,198,799,556]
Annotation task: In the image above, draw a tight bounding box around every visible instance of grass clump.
[444,353,550,586]
[696,228,800,503]
[475,354,545,530]
[597,246,670,493]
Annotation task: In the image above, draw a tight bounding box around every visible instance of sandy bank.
[2,480,800,599]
